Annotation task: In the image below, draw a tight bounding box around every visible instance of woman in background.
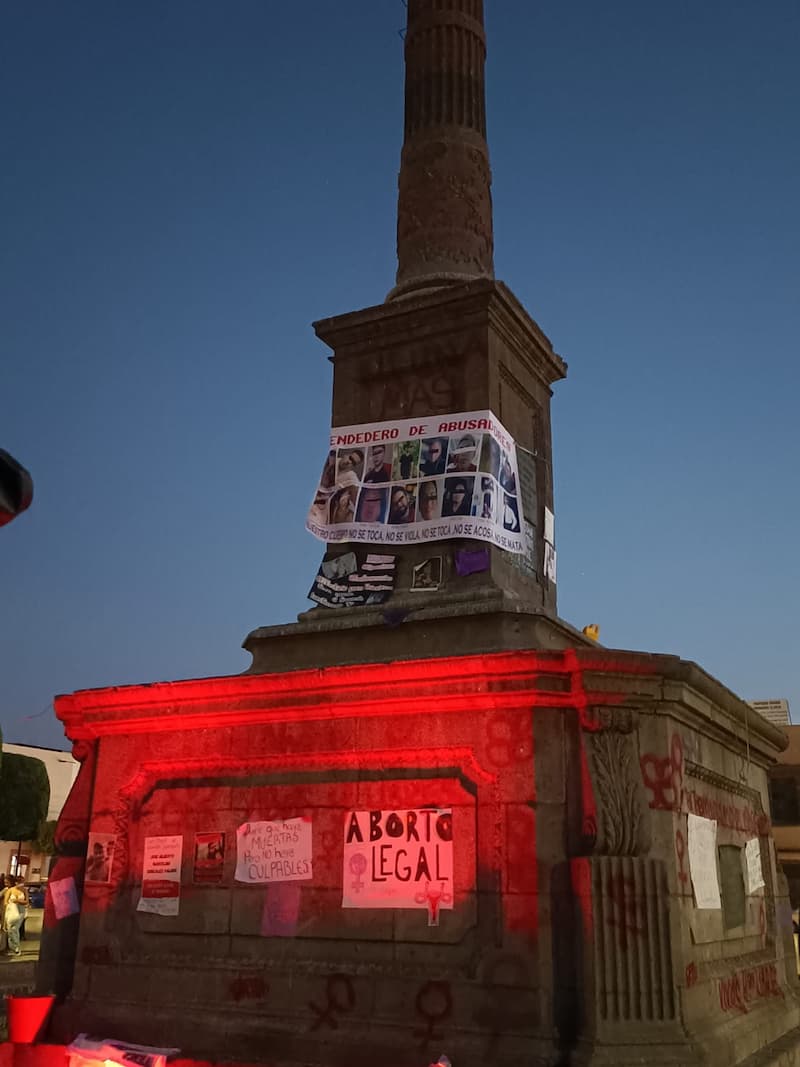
[2,875,26,956]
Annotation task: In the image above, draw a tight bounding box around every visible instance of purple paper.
[455,547,490,576]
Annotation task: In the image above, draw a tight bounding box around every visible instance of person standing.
[16,878,28,940]
[2,876,26,956]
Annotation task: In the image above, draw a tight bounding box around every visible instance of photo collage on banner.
[306,410,526,554]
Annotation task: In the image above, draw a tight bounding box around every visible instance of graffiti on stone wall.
[639,733,770,835]
[675,829,688,888]
[414,980,452,1050]
[484,710,533,768]
[640,734,684,812]
[309,974,356,1031]
[605,869,644,949]
[718,962,782,1013]
[228,975,268,1002]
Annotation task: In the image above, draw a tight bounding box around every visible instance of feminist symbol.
[414,881,453,926]
[349,853,367,892]
[414,980,452,1050]
[675,829,688,887]
[309,974,356,1031]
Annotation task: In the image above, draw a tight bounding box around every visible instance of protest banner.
[235,817,313,884]
[137,835,182,916]
[342,808,454,925]
[307,410,525,554]
[308,552,396,608]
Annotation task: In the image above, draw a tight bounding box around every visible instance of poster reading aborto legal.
[306,410,526,554]
[342,808,454,926]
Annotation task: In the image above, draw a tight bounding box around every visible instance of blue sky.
[2,1,798,749]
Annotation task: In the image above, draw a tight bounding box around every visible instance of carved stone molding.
[577,706,649,857]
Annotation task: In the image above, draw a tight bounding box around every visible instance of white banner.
[342,808,453,925]
[137,835,182,916]
[307,410,526,554]
[235,818,313,884]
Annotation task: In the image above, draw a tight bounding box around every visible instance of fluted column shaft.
[388,0,494,300]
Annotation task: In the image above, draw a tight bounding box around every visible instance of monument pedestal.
[37,623,800,1067]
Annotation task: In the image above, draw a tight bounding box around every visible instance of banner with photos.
[306,410,526,554]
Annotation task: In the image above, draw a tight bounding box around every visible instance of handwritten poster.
[687,813,721,909]
[745,837,765,893]
[137,835,183,916]
[235,817,312,884]
[342,808,453,924]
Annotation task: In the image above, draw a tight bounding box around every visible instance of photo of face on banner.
[308,489,333,526]
[419,437,447,477]
[503,492,521,532]
[336,447,365,483]
[329,485,358,524]
[499,448,517,493]
[356,485,388,523]
[417,479,441,521]
[320,450,337,489]
[363,443,393,483]
[388,484,416,524]
[446,434,479,473]
[476,476,496,521]
[392,440,420,482]
[442,476,474,517]
[479,435,501,479]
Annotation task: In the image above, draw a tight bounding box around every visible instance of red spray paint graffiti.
[719,963,782,1013]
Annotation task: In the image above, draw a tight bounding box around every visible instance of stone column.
[388,0,494,300]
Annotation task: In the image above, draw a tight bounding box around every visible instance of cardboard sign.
[137,835,183,916]
[342,808,453,924]
[307,410,526,554]
[235,817,313,883]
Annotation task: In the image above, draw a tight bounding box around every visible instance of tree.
[35,819,58,855]
[0,752,51,858]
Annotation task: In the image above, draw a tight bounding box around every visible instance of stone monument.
[30,4,800,1067]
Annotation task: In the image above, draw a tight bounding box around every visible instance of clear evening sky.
[2,2,798,749]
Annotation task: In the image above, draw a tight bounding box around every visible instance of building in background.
[769,724,800,909]
[0,742,78,881]
[750,699,791,727]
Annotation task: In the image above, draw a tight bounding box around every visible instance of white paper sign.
[307,410,526,554]
[544,506,555,545]
[342,809,453,924]
[543,541,557,583]
[687,813,721,909]
[50,876,80,919]
[235,818,312,883]
[745,837,765,893]
[137,835,182,916]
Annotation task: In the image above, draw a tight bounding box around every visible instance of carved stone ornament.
[580,707,650,856]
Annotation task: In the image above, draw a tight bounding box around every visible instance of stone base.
[244,591,593,674]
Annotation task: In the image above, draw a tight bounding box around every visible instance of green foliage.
[0,752,50,842]
[35,818,58,854]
